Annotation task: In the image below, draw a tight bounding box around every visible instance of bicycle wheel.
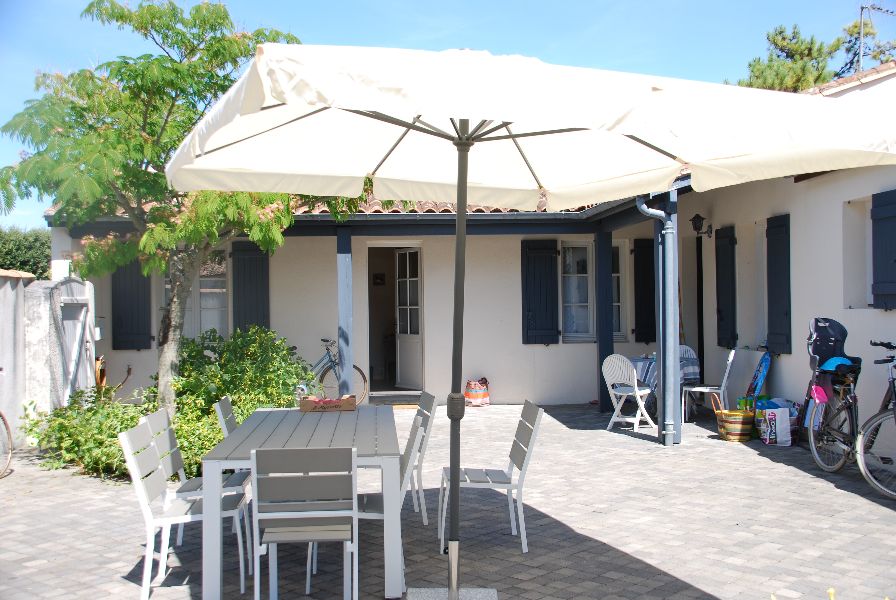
[319,364,369,405]
[808,393,855,472]
[0,411,12,479]
[856,410,896,499]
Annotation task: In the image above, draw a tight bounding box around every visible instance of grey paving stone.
[2,405,895,598]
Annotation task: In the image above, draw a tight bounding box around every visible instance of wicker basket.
[711,393,754,442]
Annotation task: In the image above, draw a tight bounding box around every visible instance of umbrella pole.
[447,119,472,599]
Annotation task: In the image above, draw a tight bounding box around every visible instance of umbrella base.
[406,589,498,599]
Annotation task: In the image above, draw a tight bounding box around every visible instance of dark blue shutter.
[111,259,152,350]
[632,238,656,343]
[871,190,896,310]
[231,242,270,331]
[521,239,559,345]
[766,214,791,354]
[715,226,738,348]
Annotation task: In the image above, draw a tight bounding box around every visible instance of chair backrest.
[602,354,638,389]
[399,416,424,495]
[719,348,737,389]
[413,391,437,467]
[119,421,166,523]
[140,408,188,483]
[680,345,698,359]
[251,447,357,543]
[214,396,238,437]
[508,400,544,484]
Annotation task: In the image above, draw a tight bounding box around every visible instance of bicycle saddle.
[321,338,335,346]
[818,355,862,376]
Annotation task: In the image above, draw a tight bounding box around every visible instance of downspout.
[636,192,679,446]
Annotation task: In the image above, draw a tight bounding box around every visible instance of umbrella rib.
[476,127,589,142]
[472,121,514,140]
[195,107,330,157]
[346,110,456,141]
[503,124,544,189]
[371,115,421,175]
[625,134,687,164]
[415,118,454,138]
[469,120,492,137]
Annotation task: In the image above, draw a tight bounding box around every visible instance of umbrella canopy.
[167,44,896,208]
[166,45,896,599]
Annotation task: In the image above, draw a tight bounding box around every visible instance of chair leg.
[312,541,318,574]
[436,470,446,540]
[244,504,253,576]
[606,398,623,430]
[506,488,517,535]
[417,463,428,525]
[352,540,359,600]
[140,528,155,600]
[156,524,171,582]
[253,543,262,600]
[268,542,278,600]
[233,515,246,595]
[409,470,420,512]
[306,543,313,596]
[516,490,528,554]
[342,542,351,600]
[176,523,184,546]
[439,484,449,552]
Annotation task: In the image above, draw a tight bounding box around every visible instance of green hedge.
[0,226,50,279]
[25,326,314,479]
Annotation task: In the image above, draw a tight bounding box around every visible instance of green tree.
[837,18,896,78]
[0,1,349,414]
[0,226,50,278]
[738,25,843,92]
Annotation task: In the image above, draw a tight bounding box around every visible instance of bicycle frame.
[309,343,341,379]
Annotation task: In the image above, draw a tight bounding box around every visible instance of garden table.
[201,406,403,599]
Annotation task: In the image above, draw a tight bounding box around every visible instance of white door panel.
[396,249,424,389]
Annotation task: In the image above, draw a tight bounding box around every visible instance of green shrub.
[0,226,50,279]
[23,387,157,478]
[25,326,315,479]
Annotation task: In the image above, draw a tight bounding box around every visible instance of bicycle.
[299,338,369,405]
[808,339,896,499]
[0,410,12,478]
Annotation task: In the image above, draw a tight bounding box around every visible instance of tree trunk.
[157,249,201,415]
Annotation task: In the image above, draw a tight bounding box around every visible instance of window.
[611,245,626,342]
[560,242,594,341]
[164,250,229,338]
[396,249,420,335]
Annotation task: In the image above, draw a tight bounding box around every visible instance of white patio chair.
[437,400,544,553]
[681,348,736,420]
[251,447,358,600]
[214,395,238,436]
[119,421,247,600]
[603,354,656,431]
[408,391,437,524]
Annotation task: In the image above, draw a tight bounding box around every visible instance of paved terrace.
[1,405,894,599]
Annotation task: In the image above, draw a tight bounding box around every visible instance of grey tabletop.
[203,406,400,462]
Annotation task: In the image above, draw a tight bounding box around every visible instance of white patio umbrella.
[166,44,896,599]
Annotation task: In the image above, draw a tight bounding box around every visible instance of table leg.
[381,456,403,598]
[202,459,223,600]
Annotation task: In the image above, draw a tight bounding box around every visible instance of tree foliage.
[0,1,343,413]
[737,18,896,92]
[738,25,842,92]
[0,226,51,279]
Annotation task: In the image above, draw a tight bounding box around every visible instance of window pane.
[408,251,419,278]
[398,280,408,306]
[398,253,408,278]
[398,308,409,334]
[613,305,621,333]
[562,305,590,334]
[612,276,620,303]
[200,286,226,309]
[612,246,619,274]
[563,275,589,304]
[201,309,227,335]
[409,280,419,307]
[409,308,420,334]
[562,246,588,275]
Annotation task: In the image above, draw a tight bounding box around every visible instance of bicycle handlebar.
[873,357,895,364]
[870,340,896,351]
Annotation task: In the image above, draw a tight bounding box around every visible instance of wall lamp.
[689,213,713,238]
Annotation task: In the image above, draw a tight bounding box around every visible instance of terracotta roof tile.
[804,61,896,95]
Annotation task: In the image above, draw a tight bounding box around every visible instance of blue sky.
[1,0,893,229]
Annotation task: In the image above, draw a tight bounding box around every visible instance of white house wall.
[676,166,896,423]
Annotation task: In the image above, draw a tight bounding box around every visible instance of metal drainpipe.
[636,192,678,446]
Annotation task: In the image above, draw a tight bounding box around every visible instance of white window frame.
[559,241,595,343]
[611,241,628,343]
